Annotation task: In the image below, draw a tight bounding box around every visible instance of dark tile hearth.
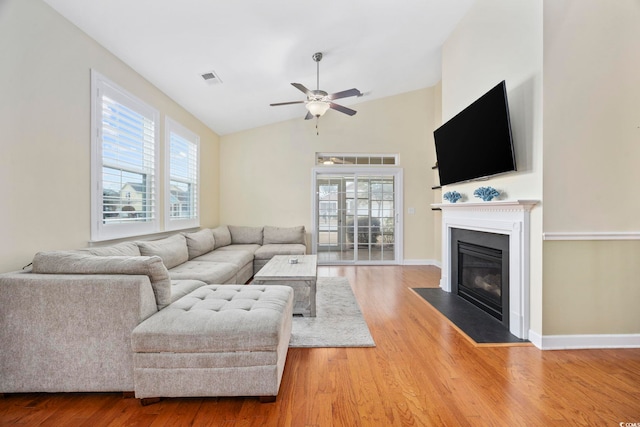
[413,288,528,345]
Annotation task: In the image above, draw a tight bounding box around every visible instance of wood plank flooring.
[1,265,639,426]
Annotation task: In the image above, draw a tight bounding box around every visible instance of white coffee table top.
[254,255,317,281]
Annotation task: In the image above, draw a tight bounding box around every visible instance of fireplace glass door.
[458,242,503,321]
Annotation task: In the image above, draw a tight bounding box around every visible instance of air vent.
[200,70,222,85]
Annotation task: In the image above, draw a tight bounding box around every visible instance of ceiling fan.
[270,52,362,121]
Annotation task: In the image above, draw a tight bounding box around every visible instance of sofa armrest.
[32,252,172,309]
[0,272,157,393]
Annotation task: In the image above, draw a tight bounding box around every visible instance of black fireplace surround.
[451,228,509,329]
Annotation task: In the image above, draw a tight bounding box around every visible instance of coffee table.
[253,255,317,317]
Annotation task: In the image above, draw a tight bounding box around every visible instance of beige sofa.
[0,225,305,401]
[138,225,307,288]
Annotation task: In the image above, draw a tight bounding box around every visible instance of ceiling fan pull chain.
[316,117,320,136]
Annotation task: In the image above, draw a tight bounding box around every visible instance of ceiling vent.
[200,70,222,85]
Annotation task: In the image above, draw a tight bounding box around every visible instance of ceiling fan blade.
[292,83,312,96]
[328,88,361,100]
[329,102,357,116]
[304,111,313,120]
[270,100,305,106]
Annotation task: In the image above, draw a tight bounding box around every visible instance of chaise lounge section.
[132,284,293,403]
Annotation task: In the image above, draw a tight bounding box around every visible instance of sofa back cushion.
[211,225,232,249]
[137,234,188,269]
[32,251,172,309]
[228,225,264,245]
[81,241,141,257]
[184,229,215,259]
[263,225,306,245]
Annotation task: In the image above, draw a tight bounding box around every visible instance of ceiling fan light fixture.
[306,100,330,117]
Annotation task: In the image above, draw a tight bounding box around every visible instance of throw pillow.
[263,225,306,245]
[228,225,264,245]
[184,229,215,259]
[211,225,232,249]
[81,241,142,257]
[137,234,189,269]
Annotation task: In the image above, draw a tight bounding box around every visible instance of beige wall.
[0,0,220,273]
[441,0,544,333]
[441,0,543,200]
[542,1,640,334]
[432,82,443,262]
[544,241,640,334]
[543,0,640,233]
[219,88,438,262]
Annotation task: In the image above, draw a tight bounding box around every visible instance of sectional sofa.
[0,225,306,402]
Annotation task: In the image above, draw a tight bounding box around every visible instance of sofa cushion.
[168,261,238,284]
[183,229,215,259]
[254,244,307,260]
[214,244,261,253]
[81,241,142,257]
[31,251,172,309]
[211,226,232,249]
[191,249,254,269]
[137,234,189,269]
[229,225,264,245]
[170,279,208,303]
[263,226,306,245]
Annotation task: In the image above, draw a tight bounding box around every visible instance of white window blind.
[165,117,200,230]
[91,70,160,241]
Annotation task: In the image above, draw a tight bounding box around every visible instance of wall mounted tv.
[434,80,516,186]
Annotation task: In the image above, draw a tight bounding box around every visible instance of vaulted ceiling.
[43,0,475,135]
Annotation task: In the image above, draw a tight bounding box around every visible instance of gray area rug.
[289,276,375,348]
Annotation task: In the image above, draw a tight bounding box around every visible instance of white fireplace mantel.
[432,199,539,339]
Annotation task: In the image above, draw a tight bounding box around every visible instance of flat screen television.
[434,80,516,186]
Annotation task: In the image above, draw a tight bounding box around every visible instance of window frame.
[316,152,399,166]
[90,70,160,241]
[164,117,200,231]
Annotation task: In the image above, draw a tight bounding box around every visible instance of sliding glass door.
[313,168,402,264]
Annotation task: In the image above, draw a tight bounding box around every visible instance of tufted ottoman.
[131,284,293,404]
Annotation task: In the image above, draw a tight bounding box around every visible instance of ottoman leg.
[139,397,162,406]
[259,395,277,403]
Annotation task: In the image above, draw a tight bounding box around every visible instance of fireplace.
[451,229,509,328]
[434,199,538,339]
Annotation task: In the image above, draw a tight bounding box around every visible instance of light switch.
[408,207,415,215]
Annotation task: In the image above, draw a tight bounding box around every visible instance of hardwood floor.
[1,265,639,426]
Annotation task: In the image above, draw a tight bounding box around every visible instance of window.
[91,70,160,241]
[316,153,398,166]
[165,117,200,230]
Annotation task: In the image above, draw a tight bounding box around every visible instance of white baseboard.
[528,331,640,350]
[403,259,441,267]
[528,330,543,348]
